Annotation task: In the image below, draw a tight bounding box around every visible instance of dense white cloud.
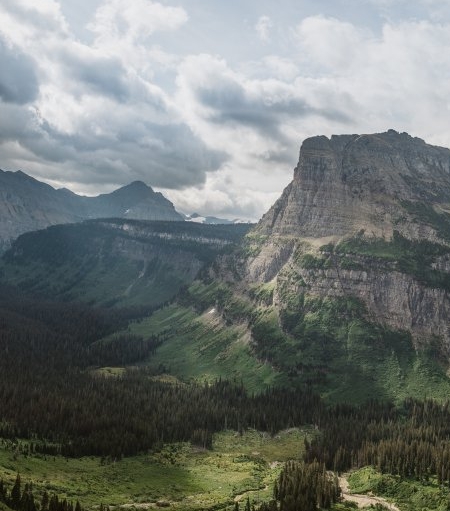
[1,1,450,219]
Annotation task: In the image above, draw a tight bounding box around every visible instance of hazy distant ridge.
[0,170,183,251]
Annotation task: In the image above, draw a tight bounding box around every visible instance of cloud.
[294,15,368,74]
[255,15,273,42]
[2,1,450,221]
[291,16,450,137]
[175,53,351,188]
[0,39,39,104]
[58,46,129,101]
[0,0,225,193]
[163,167,282,221]
[88,0,188,44]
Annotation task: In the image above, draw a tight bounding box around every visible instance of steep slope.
[0,170,183,251]
[0,219,251,307]
[0,170,82,252]
[239,130,450,350]
[256,130,450,240]
[145,130,450,401]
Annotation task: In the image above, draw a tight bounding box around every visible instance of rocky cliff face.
[0,171,183,251]
[255,130,450,240]
[240,130,450,351]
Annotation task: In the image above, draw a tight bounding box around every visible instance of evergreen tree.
[10,474,21,510]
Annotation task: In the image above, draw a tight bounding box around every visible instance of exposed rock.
[241,130,450,351]
[255,130,450,241]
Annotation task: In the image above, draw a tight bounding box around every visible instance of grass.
[348,466,450,511]
[117,305,283,393]
[0,429,310,510]
[100,282,450,403]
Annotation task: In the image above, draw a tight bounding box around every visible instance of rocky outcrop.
[241,130,450,351]
[255,130,450,241]
[275,255,450,351]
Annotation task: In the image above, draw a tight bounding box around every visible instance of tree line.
[0,474,84,511]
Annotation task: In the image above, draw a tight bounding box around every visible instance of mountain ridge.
[0,170,183,251]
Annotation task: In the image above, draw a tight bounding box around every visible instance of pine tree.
[10,474,22,510]
[41,491,50,511]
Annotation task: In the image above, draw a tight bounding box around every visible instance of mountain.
[0,219,251,307]
[3,131,450,402]
[240,130,450,346]
[0,170,183,251]
[135,130,450,402]
[82,181,183,221]
[254,129,450,240]
[185,212,248,225]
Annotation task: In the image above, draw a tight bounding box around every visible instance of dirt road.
[338,476,401,511]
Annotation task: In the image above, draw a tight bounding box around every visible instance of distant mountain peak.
[122,180,153,191]
[0,170,183,251]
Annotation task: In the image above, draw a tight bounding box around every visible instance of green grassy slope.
[112,303,283,392]
[97,276,450,401]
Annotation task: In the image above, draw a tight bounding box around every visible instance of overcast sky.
[1,0,450,220]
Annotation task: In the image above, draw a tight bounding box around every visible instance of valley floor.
[0,429,308,510]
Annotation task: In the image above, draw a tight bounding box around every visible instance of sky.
[1,1,450,220]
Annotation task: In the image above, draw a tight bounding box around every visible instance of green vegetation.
[295,252,328,270]
[240,233,270,257]
[0,220,251,306]
[269,460,340,511]
[122,304,282,392]
[247,284,450,403]
[335,230,450,291]
[101,273,450,403]
[3,208,450,511]
[248,283,275,306]
[0,430,309,510]
[348,467,450,511]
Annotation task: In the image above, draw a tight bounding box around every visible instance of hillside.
[3,132,450,511]
[0,219,251,307]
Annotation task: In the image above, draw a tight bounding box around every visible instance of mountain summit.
[235,130,450,355]
[256,130,450,241]
[0,171,183,251]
